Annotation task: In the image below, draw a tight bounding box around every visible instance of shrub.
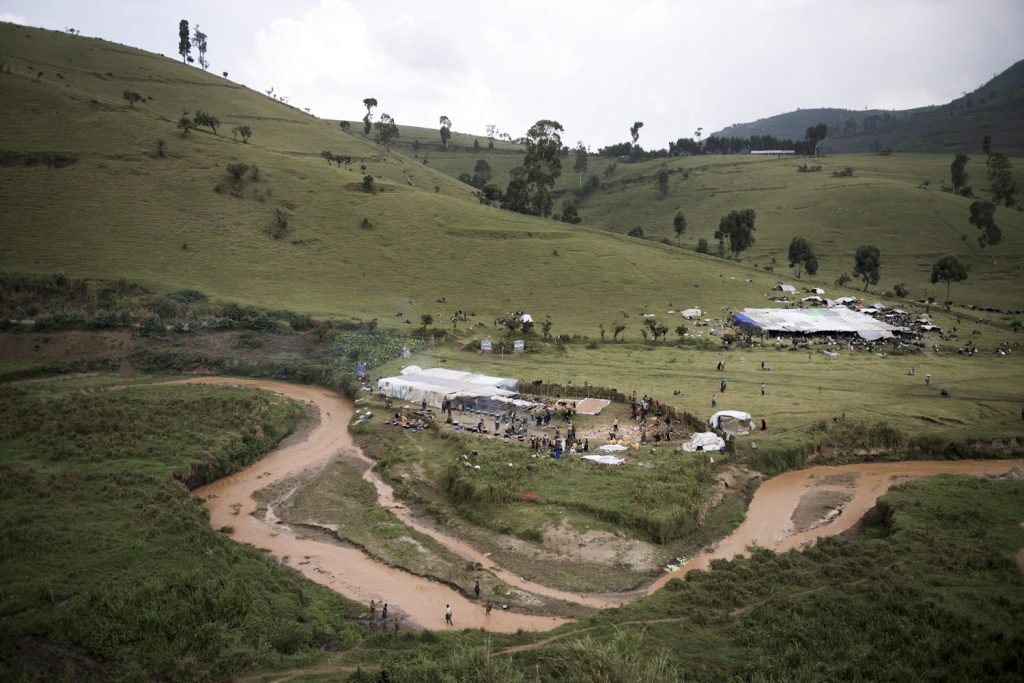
[269,209,291,239]
[696,238,709,254]
[362,175,375,192]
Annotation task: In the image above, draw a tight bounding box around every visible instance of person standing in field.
[445,604,453,625]
[474,577,480,600]
[761,383,766,396]
[381,603,388,622]
[711,393,717,408]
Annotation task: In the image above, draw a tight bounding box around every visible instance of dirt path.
[183,378,567,633]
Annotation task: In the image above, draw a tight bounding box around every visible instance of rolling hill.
[0,22,792,334]
[712,58,1024,155]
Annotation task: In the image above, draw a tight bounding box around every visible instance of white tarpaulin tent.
[681,307,702,319]
[732,308,899,336]
[378,367,519,408]
[709,410,755,436]
[681,432,726,452]
[775,283,797,293]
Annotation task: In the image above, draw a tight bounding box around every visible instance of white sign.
[513,340,525,352]
[480,339,492,351]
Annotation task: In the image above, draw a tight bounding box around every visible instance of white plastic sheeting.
[681,432,726,452]
[582,455,625,465]
[709,410,755,436]
[775,283,797,293]
[377,367,519,407]
[598,444,629,452]
[681,308,702,319]
[733,308,899,335]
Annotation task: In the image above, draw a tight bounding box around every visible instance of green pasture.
[387,331,1024,466]
[3,24,1021,334]
[0,378,365,680]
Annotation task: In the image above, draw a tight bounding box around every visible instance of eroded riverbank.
[183,377,1023,631]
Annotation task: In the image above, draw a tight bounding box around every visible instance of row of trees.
[598,123,829,159]
[177,20,209,70]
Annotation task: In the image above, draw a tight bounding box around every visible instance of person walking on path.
[720,378,728,392]
[612,417,619,434]
[711,393,717,408]
[474,577,481,600]
[380,603,388,622]
[485,602,493,616]
[761,383,766,396]
[445,604,453,625]
[369,599,376,619]
[761,417,767,431]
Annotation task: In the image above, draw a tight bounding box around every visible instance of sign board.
[513,340,525,352]
[480,339,492,351]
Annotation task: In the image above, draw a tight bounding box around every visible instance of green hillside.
[0,23,803,334]
[394,146,1024,311]
[713,59,1024,155]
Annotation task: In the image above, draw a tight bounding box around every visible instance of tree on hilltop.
[787,236,818,278]
[178,20,191,63]
[969,200,1001,247]
[374,113,399,147]
[930,254,968,306]
[501,120,563,217]
[439,116,452,149]
[852,244,881,291]
[714,209,756,257]
[362,98,377,136]
[573,141,588,188]
[629,121,643,157]
[192,25,209,70]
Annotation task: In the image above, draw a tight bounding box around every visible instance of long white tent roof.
[733,307,901,336]
[378,367,519,407]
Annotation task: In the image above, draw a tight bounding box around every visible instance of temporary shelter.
[377,367,521,412]
[732,307,900,337]
[681,307,702,319]
[709,410,755,436]
[775,283,798,293]
[681,432,726,452]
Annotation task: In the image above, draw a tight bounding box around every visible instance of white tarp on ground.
[582,455,625,465]
[681,307,702,319]
[775,283,797,293]
[709,410,755,436]
[598,444,629,452]
[733,307,899,335]
[378,367,519,407]
[681,432,726,452]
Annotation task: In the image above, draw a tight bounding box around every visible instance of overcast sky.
[2,0,1022,148]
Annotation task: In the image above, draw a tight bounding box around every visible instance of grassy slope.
[0,379,365,681]
[0,23,797,335]
[415,147,1024,311]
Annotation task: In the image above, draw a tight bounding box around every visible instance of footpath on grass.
[181,377,1023,634]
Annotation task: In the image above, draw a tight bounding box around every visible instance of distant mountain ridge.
[711,59,1024,155]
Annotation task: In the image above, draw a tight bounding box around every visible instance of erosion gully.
[181,378,1022,633]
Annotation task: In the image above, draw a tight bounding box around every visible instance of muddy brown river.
[183,378,1022,632]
